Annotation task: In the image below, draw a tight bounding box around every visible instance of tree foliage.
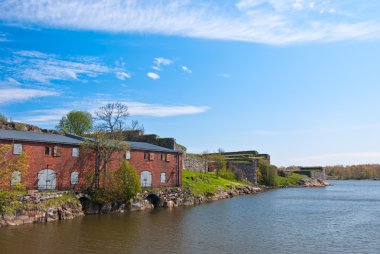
[258,161,279,187]
[112,160,141,202]
[0,113,7,124]
[0,145,29,189]
[57,111,93,135]
[325,164,380,179]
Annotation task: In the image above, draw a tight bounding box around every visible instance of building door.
[38,169,57,190]
[140,171,152,187]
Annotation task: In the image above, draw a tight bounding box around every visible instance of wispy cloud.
[0,50,110,83]
[116,71,131,80]
[0,88,58,104]
[18,100,210,124]
[220,73,232,78]
[126,102,209,117]
[147,72,160,80]
[181,66,192,74]
[0,78,58,103]
[0,1,378,44]
[152,57,172,71]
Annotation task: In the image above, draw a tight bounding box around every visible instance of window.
[144,152,154,161]
[71,171,79,185]
[165,154,172,162]
[13,144,22,155]
[53,146,61,157]
[160,173,166,183]
[125,151,131,160]
[72,148,79,157]
[45,146,52,155]
[161,154,165,161]
[11,171,21,185]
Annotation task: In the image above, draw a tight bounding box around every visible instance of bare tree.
[129,120,145,133]
[83,103,130,189]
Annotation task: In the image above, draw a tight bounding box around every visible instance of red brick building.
[0,130,182,190]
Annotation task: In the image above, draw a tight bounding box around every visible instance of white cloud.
[181,66,192,74]
[18,100,210,124]
[0,88,58,104]
[127,102,209,117]
[116,71,131,80]
[152,57,172,71]
[0,0,377,44]
[147,72,160,80]
[1,50,109,83]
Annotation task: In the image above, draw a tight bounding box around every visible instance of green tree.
[0,113,7,124]
[258,161,279,187]
[57,111,93,135]
[112,160,141,202]
[0,145,29,189]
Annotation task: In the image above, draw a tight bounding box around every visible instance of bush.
[90,160,141,204]
[219,169,236,181]
[258,162,279,187]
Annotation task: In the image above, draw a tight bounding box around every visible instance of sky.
[0,0,380,166]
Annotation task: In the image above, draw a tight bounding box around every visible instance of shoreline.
[0,185,267,228]
[1,179,329,228]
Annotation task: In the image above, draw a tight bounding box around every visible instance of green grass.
[182,170,250,196]
[278,173,305,186]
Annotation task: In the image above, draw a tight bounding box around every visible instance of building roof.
[127,141,179,153]
[0,129,180,153]
[0,129,81,145]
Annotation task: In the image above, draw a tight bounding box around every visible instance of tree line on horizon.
[325,164,380,180]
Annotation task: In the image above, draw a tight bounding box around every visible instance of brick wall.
[0,141,181,190]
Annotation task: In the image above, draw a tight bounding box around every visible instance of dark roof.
[127,141,180,153]
[0,129,81,145]
[0,129,180,153]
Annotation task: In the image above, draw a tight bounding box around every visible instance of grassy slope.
[278,173,305,186]
[182,170,250,196]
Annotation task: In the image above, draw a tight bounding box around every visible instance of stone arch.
[146,193,161,208]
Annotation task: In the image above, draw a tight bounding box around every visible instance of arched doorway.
[38,169,57,190]
[140,171,152,187]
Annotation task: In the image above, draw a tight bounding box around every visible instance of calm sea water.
[1,180,380,254]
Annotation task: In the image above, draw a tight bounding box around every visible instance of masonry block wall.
[0,142,182,190]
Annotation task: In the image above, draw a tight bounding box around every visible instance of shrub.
[219,169,236,181]
[90,160,141,204]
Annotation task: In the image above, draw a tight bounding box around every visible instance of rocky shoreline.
[0,191,84,227]
[0,185,265,228]
[1,179,329,228]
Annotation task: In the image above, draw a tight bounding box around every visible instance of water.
[1,180,380,254]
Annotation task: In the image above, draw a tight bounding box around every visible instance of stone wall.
[184,155,208,172]
[229,161,258,184]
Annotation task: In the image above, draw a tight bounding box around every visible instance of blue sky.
[0,0,380,166]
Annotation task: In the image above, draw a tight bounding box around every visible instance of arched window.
[71,171,79,185]
[38,169,57,190]
[11,171,21,185]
